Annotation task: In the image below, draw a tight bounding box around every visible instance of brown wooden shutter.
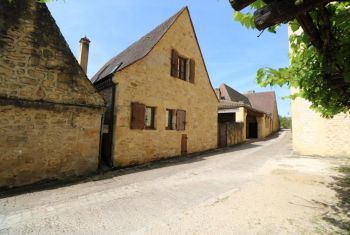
[189,59,195,83]
[131,103,145,129]
[176,110,186,131]
[185,59,191,81]
[171,49,179,77]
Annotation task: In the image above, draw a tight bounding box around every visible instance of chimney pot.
[79,36,90,74]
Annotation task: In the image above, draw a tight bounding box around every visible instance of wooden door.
[181,134,187,155]
[219,123,227,148]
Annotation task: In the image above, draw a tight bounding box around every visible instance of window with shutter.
[178,56,186,81]
[130,103,145,130]
[165,109,174,130]
[171,49,179,77]
[185,59,190,81]
[145,106,156,129]
[176,110,186,131]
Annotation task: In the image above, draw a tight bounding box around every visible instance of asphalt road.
[0,130,292,234]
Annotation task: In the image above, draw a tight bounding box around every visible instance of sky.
[48,0,291,116]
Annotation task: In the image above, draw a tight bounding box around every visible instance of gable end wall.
[111,9,218,166]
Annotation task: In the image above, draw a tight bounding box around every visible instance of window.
[165,109,174,130]
[176,110,186,131]
[179,57,186,81]
[145,107,156,129]
[130,103,156,130]
[171,49,195,83]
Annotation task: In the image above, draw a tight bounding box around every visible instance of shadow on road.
[0,131,284,199]
[321,159,350,232]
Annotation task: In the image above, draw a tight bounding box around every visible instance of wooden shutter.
[189,59,195,83]
[131,103,145,129]
[171,49,179,77]
[185,59,191,81]
[176,110,186,131]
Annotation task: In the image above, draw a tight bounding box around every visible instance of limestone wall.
[236,107,247,141]
[227,123,244,146]
[0,0,104,107]
[111,9,218,166]
[291,89,350,156]
[272,99,280,133]
[0,105,102,187]
[258,115,273,139]
[0,1,105,187]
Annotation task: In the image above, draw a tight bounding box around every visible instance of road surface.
[1,130,340,234]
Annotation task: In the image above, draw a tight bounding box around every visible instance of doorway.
[99,84,116,168]
[246,115,258,139]
[181,134,187,155]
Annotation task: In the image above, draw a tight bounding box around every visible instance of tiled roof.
[91,7,186,84]
[244,91,277,115]
[218,100,267,115]
[218,100,248,109]
[219,84,251,106]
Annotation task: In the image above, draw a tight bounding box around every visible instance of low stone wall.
[0,104,102,188]
[227,122,244,146]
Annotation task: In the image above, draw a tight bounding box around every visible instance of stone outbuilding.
[0,0,105,188]
[244,91,280,134]
[92,7,218,167]
[216,84,277,147]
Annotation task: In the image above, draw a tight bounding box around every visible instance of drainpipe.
[107,62,123,168]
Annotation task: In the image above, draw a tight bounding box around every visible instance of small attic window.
[170,49,195,83]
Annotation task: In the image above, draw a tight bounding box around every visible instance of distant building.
[0,0,105,188]
[217,84,279,147]
[244,91,280,133]
[92,7,218,167]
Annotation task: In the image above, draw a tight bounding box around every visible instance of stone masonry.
[0,0,105,188]
[291,88,350,156]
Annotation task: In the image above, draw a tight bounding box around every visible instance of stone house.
[0,0,105,188]
[216,84,276,147]
[92,7,218,167]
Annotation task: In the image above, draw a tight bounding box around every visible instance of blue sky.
[48,0,291,116]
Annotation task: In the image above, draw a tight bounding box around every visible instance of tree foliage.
[234,1,350,118]
[279,116,292,129]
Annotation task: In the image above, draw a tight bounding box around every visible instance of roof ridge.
[91,7,187,84]
[244,91,276,95]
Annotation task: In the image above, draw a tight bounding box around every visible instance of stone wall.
[0,105,102,187]
[272,100,280,133]
[236,107,247,141]
[111,8,218,166]
[227,123,244,146]
[291,88,350,156]
[258,115,273,139]
[0,0,104,107]
[0,0,105,187]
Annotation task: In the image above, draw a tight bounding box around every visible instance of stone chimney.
[79,36,90,74]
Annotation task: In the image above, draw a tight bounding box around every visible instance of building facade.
[0,0,105,188]
[288,27,350,157]
[92,7,218,167]
[217,84,277,147]
[291,88,350,156]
